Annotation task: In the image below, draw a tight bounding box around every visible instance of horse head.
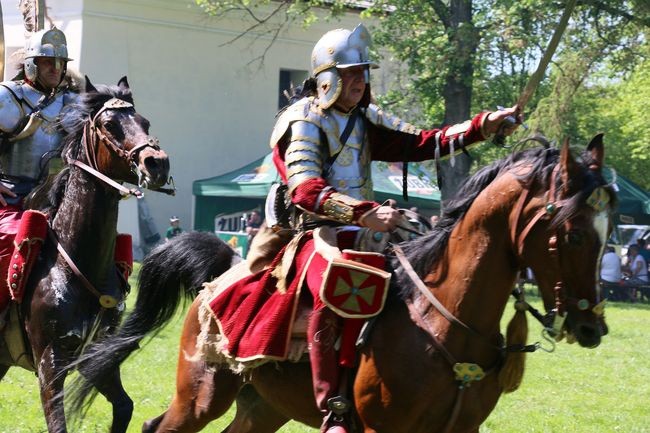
[62,76,170,193]
[515,134,613,348]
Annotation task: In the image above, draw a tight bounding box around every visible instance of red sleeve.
[368,112,489,161]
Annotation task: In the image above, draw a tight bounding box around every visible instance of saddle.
[0,211,133,370]
[194,222,426,373]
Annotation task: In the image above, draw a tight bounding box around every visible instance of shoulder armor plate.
[0,82,25,133]
[362,103,421,135]
[270,97,325,148]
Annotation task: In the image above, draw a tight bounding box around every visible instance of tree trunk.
[438,0,480,204]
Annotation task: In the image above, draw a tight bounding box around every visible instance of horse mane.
[394,145,615,300]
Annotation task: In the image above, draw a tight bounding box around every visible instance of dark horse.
[68,136,613,433]
[0,77,171,433]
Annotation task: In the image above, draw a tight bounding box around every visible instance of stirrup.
[327,395,351,416]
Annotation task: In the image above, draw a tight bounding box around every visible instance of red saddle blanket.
[209,234,314,362]
[208,231,390,364]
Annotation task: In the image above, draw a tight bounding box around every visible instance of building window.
[279,69,308,109]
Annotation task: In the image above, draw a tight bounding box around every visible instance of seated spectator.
[600,246,622,284]
[636,238,650,265]
[622,244,648,302]
[624,245,648,282]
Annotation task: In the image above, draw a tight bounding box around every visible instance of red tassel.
[114,233,133,280]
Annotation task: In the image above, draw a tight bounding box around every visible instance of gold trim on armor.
[285,152,322,165]
[322,192,363,224]
[363,103,420,135]
[313,61,337,76]
[289,135,320,146]
[337,147,354,166]
[287,164,321,177]
[318,76,343,110]
[287,142,322,153]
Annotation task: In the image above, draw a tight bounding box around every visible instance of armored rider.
[268,24,521,433]
[0,28,77,323]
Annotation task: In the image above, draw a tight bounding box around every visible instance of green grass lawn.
[1,271,649,432]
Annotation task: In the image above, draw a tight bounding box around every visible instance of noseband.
[70,97,171,197]
[509,164,607,337]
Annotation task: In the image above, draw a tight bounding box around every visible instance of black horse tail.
[63,231,238,416]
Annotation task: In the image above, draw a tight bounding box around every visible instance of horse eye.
[103,121,118,134]
[565,230,584,246]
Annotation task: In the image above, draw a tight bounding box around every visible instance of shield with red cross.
[320,256,391,319]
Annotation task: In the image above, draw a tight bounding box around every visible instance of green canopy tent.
[604,167,650,225]
[193,153,441,231]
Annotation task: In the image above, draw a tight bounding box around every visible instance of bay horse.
[0,77,171,433]
[68,135,613,433]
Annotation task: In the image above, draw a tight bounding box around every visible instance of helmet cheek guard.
[315,70,343,110]
[311,24,378,109]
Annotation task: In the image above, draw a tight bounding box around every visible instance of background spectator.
[246,210,263,241]
[636,238,650,264]
[165,216,182,241]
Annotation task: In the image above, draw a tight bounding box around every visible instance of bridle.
[508,163,608,338]
[396,159,612,346]
[393,157,610,433]
[69,97,175,197]
[53,97,174,309]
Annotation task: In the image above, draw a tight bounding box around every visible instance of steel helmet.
[24,28,72,83]
[310,24,378,109]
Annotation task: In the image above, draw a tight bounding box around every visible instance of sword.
[0,2,5,80]
[493,0,578,146]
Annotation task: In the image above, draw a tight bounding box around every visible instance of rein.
[70,97,175,197]
[47,230,119,309]
[393,246,505,433]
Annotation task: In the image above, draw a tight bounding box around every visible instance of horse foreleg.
[36,345,68,433]
[143,300,241,433]
[93,367,133,433]
[0,364,9,381]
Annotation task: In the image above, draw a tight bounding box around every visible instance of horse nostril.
[142,154,170,185]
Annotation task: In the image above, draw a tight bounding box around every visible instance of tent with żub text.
[192,153,441,231]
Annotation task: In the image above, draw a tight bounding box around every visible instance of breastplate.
[321,109,373,201]
[0,83,67,182]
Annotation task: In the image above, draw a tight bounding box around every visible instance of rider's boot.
[308,307,350,433]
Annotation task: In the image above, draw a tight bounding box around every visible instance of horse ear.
[117,76,130,90]
[560,138,579,193]
[586,133,605,172]
[85,75,97,93]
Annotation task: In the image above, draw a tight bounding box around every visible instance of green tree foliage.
[573,51,650,189]
[195,0,648,181]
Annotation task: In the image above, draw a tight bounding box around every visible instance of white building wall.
[1,0,382,241]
